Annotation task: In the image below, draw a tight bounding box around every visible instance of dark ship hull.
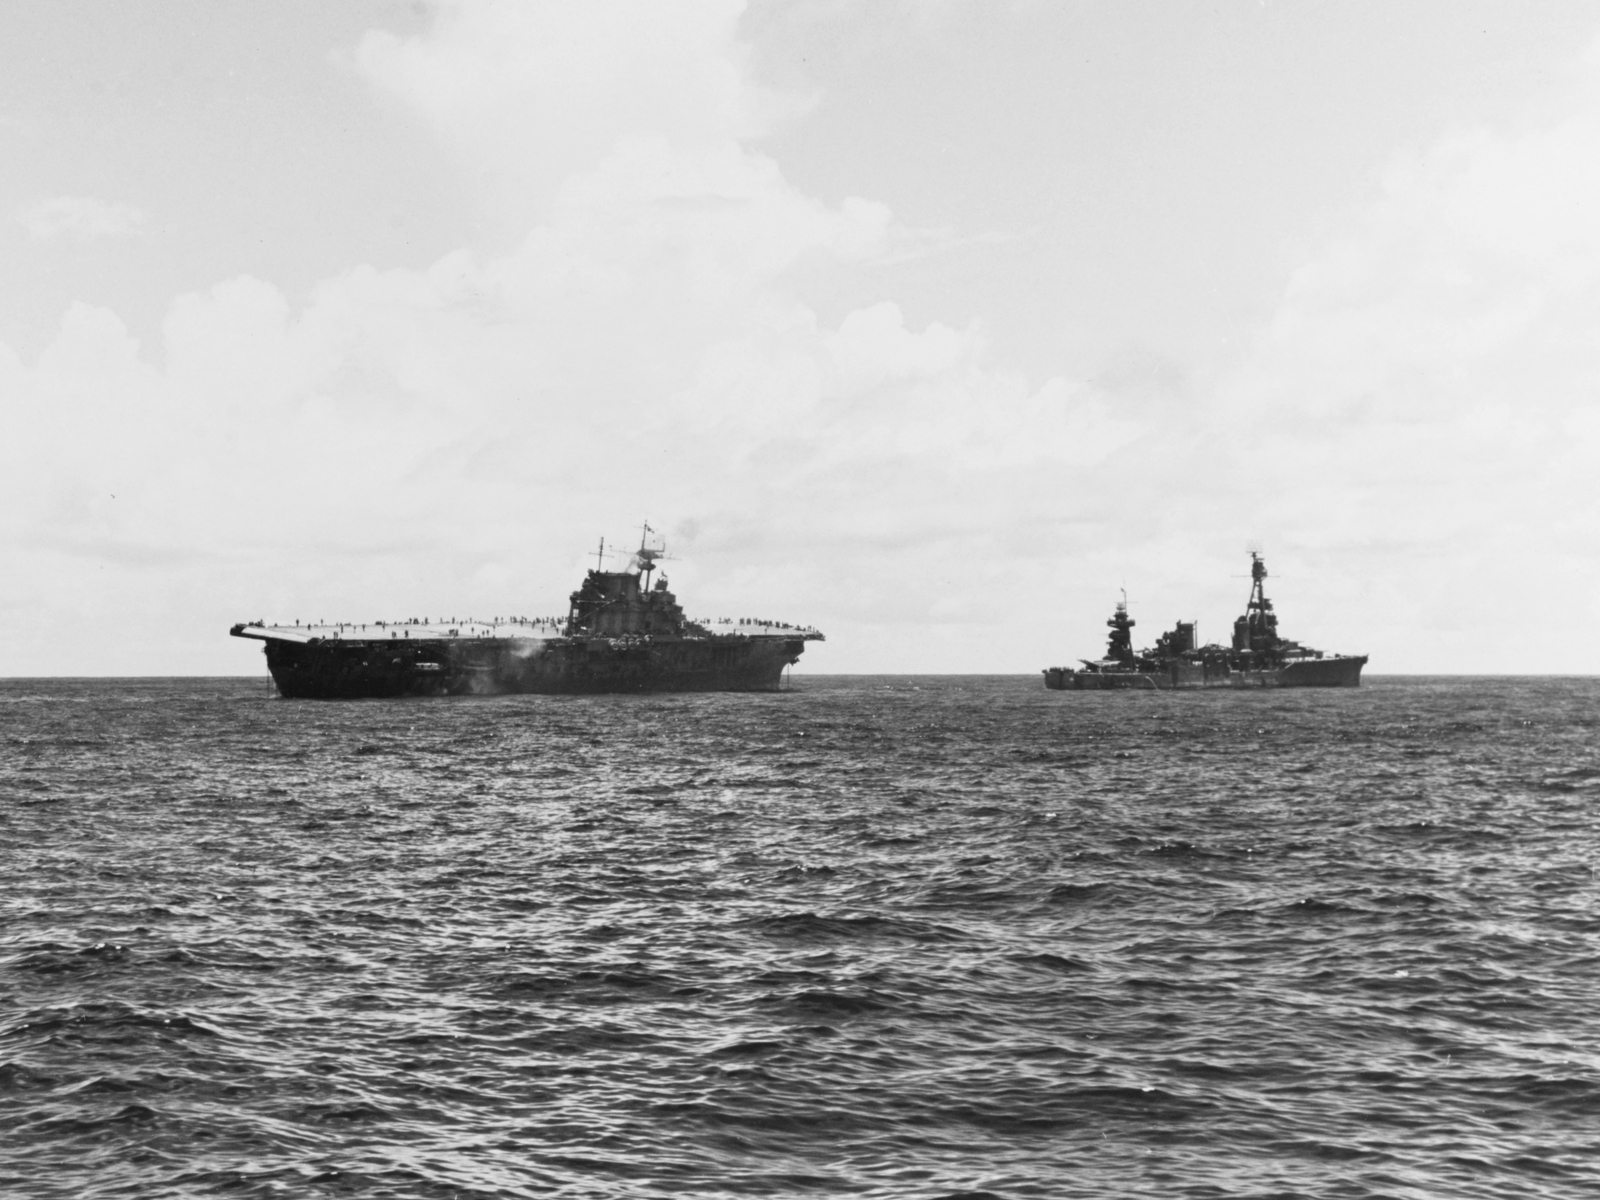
[1044,655,1365,691]
[261,634,807,699]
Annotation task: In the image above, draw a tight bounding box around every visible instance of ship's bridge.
[567,570,689,638]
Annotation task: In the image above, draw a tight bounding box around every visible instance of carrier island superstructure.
[232,527,823,698]
[1044,552,1366,690]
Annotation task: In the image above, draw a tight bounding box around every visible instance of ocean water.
[3,675,1598,1200]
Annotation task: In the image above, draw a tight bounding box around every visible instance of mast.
[1247,552,1267,621]
[1236,551,1280,656]
[635,520,660,590]
[1105,588,1136,664]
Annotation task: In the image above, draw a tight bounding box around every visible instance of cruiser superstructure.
[232,525,823,698]
[1043,552,1366,690]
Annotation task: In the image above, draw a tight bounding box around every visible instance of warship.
[232,526,823,698]
[1043,552,1366,690]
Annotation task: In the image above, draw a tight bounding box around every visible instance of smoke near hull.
[230,534,822,698]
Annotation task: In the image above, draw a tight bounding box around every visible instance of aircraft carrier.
[232,527,822,698]
[1043,552,1366,690]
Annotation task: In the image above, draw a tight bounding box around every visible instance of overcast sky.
[4,0,1600,675]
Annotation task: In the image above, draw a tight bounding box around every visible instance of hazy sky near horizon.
[4,0,1600,675]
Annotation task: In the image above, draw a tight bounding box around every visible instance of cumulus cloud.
[19,195,144,241]
[1189,57,1600,670]
[0,1,1123,673]
[353,0,811,229]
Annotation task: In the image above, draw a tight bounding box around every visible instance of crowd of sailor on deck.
[253,614,819,639]
[699,617,820,635]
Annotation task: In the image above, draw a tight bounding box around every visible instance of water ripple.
[2,675,1598,1198]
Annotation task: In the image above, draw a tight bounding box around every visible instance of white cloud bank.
[19,195,144,241]
[1201,53,1600,669]
[2,2,1599,674]
[0,1,1126,674]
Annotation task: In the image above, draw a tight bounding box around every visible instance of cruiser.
[1043,552,1365,690]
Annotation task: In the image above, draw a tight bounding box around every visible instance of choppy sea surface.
[3,675,1599,1199]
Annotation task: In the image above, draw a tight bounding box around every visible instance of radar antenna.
[630,520,674,589]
